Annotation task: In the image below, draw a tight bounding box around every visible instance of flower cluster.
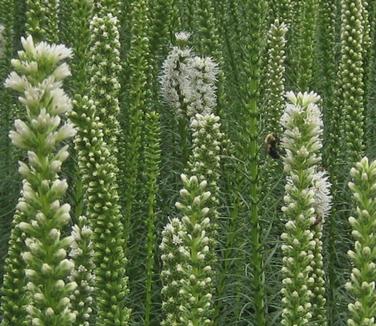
[69,216,95,326]
[189,113,222,199]
[188,113,222,240]
[160,175,214,325]
[89,13,121,151]
[346,157,376,325]
[72,94,130,325]
[160,32,219,118]
[184,56,219,117]
[70,11,131,324]
[310,170,331,324]
[160,217,186,325]
[263,20,288,135]
[280,91,326,325]
[334,0,366,164]
[312,171,332,222]
[260,19,288,198]
[160,32,193,117]
[3,35,76,325]
[93,0,121,18]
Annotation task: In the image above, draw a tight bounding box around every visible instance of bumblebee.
[264,133,281,159]
[312,215,322,226]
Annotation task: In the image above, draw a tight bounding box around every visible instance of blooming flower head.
[281,91,322,130]
[175,32,191,44]
[312,170,332,220]
[5,35,73,85]
[184,56,219,117]
[160,40,193,116]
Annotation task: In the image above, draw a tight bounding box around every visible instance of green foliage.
[59,0,92,94]
[59,0,92,222]
[25,0,58,42]
[0,0,17,284]
[240,1,268,323]
[1,1,376,325]
[292,0,318,90]
[346,157,376,325]
[317,0,337,162]
[121,0,151,236]
[143,111,161,325]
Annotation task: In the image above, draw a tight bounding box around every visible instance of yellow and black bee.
[264,133,281,159]
[312,215,323,227]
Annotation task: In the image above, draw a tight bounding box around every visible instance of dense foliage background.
[0,0,375,325]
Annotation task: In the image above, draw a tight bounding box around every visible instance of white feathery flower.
[14,119,33,138]
[172,234,182,246]
[53,63,71,80]
[175,32,191,42]
[285,91,320,106]
[285,91,297,104]
[31,110,61,130]
[55,145,70,162]
[160,45,193,115]
[311,170,332,220]
[301,91,320,106]
[9,130,26,148]
[50,88,73,114]
[71,225,81,242]
[55,123,77,142]
[306,102,323,129]
[19,86,44,108]
[280,103,299,129]
[22,61,39,74]
[51,179,68,195]
[4,72,29,91]
[281,91,322,153]
[21,35,36,57]
[81,226,92,237]
[35,42,72,63]
[184,56,219,117]
[39,76,62,92]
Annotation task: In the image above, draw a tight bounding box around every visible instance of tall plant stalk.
[143,111,161,326]
[346,157,376,325]
[242,0,267,323]
[3,35,77,325]
[280,91,323,325]
[70,13,131,325]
